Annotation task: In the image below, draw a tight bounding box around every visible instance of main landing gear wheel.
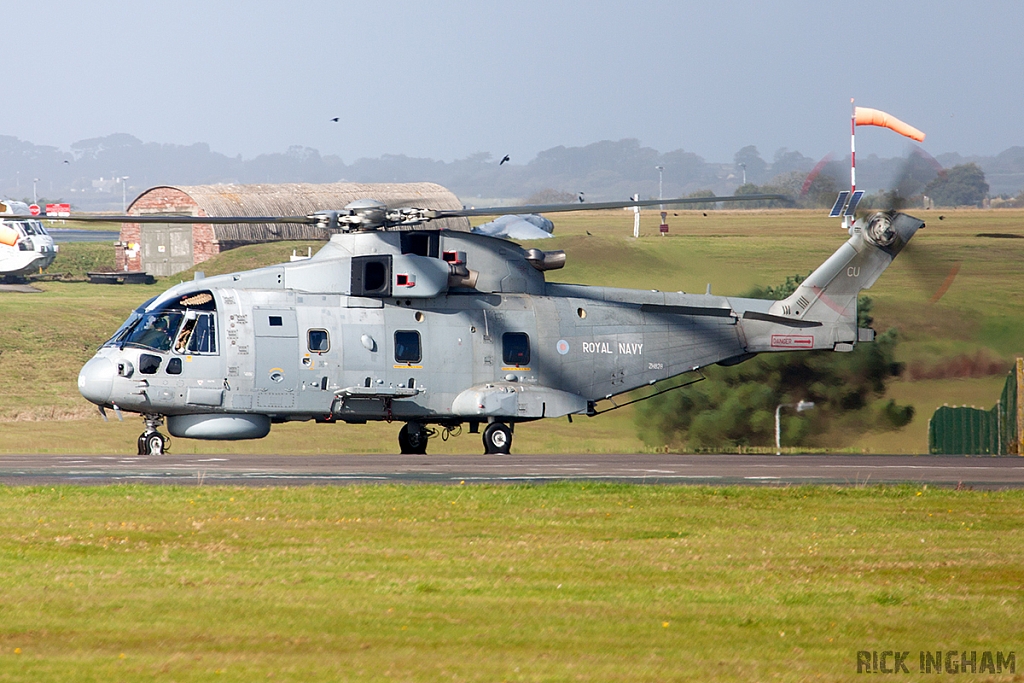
[398,422,429,455]
[483,422,512,455]
[138,431,168,456]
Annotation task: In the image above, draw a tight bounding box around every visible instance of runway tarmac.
[0,453,1022,488]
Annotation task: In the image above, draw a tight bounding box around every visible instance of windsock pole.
[847,98,856,229]
[850,98,856,194]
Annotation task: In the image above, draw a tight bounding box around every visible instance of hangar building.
[118,182,469,277]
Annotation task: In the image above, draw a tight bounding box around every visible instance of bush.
[634,277,914,450]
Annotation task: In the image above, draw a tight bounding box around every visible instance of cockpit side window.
[175,312,217,354]
[186,313,217,354]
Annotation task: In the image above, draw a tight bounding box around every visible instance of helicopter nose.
[78,356,115,405]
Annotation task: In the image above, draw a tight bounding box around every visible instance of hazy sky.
[6,0,1022,164]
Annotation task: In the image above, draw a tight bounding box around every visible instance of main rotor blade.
[10,214,318,225]
[428,194,791,218]
[8,193,791,226]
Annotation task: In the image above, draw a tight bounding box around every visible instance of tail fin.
[769,212,924,325]
[732,211,923,355]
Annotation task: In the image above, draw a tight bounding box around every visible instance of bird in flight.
[330,117,340,122]
[500,155,510,165]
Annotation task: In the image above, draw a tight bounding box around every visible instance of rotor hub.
[343,199,388,231]
[864,212,898,247]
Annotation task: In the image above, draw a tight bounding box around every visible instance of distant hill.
[2,134,1021,210]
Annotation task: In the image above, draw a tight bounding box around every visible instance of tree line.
[0,134,1016,210]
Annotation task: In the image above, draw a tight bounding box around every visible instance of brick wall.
[192,222,219,264]
[118,187,218,272]
[116,223,143,271]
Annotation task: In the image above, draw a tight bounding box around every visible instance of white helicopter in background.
[0,201,58,281]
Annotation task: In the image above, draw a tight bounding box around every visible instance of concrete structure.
[118,182,469,277]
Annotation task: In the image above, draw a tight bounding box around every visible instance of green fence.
[928,359,1022,455]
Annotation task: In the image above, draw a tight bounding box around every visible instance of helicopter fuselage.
[78,212,922,452]
[0,205,58,279]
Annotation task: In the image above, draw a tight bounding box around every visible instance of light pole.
[632,193,640,239]
[655,165,667,236]
[32,178,39,204]
[119,176,130,212]
[775,400,815,455]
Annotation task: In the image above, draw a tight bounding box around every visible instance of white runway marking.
[820,464,1021,470]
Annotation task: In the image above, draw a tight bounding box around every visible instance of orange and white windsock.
[854,107,926,142]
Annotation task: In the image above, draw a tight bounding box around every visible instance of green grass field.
[1,484,1021,682]
[1,208,1022,454]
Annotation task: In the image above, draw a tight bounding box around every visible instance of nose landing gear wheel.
[138,414,168,455]
[138,431,168,456]
[398,422,429,455]
[482,423,512,455]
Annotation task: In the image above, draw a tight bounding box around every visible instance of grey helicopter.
[56,192,922,455]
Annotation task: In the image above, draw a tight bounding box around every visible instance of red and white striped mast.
[847,97,856,230]
[844,102,925,228]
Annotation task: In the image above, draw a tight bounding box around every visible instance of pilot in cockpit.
[135,313,177,352]
[174,313,198,354]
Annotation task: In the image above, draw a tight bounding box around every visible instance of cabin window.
[166,358,182,375]
[394,330,421,363]
[502,332,530,366]
[308,329,330,353]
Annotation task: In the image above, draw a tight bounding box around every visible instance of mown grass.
[42,242,118,279]
[1,210,1022,453]
[0,484,1021,682]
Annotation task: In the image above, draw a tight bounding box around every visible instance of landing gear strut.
[138,415,170,456]
[398,422,429,455]
[482,422,512,455]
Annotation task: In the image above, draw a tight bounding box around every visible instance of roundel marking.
[556,339,570,355]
